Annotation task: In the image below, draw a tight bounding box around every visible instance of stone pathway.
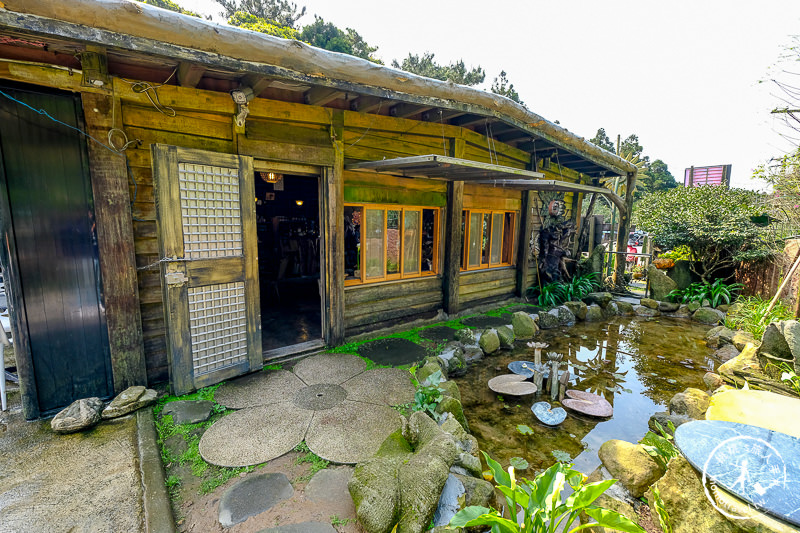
[200,354,415,466]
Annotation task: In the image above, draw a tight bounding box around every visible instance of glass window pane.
[422,209,436,272]
[403,210,421,274]
[344,206,362,280]
[468,211,482,266]
[365,209,385,279]
[503,212,515,264]
[461,211,466,269]
[490,213,503,264]
[387,209,401,275]
[482,213,491,265]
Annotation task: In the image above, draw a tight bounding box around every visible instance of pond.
[452,316,717,477]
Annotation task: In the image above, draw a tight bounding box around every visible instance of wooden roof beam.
[241,73,274,96]
[177,61,205,88]
[350,95,386,113]
[422,109,467,122]
[452,114,495,128]
[304,86,345,106]
[390,103,433,119]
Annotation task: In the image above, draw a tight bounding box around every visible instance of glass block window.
[188,282,247,375]
[179,163,242,259]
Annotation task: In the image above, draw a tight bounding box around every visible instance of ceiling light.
[295,200,304,206]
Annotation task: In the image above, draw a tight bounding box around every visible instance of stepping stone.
[256,523,337,533]
[51,397,104,433]
[294,354,366,385]
[305,467,353,503]
[341,367,414,407]
[531,401,567,426]
[487,374,537,396]
[418,325,459,342]
[358,338,428,366]
[215,370,306,409]
[218,472,293,528]
[461,315,509,329]
[102,386,157,419]
[508,360,550,379]
[161,400,214,425]
[562,390,613,417]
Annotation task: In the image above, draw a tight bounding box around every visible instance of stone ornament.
[562,389,613,417]
[487,374,537,396]
[531,401,567,426]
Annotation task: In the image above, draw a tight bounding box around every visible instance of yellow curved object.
[706,389,800,439]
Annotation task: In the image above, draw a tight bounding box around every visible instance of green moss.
[263,363,283,371]
[293,441,330,482]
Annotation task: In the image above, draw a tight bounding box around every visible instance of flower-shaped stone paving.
[199,354,414,467]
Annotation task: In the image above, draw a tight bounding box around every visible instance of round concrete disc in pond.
[341,367,415,406]
[461,315,509,329]
[562,390,613,417]
[293,353,366,385]
[215,370,305,409]
[305,401,403,464]
[358,338,428,367]
[531,402,567,426]
[199,404,313,467]
[508,361,549,379]
[487,374,537,396]
[418,325,459,342]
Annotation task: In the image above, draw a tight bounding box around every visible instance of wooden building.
[0,0,636,418]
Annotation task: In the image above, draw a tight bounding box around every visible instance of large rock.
[588,244,606,276]
[584,292,613,308]
[647,264,678,301]
[537,312,560,330]
[731,330,757,351]
[687,301,701,313]
[692,307,724,326]
[462,347,483,365]
[646,456,738,533]
[511,311,537,339]
[496,326,515,349]
[714,344,740,363]
[633,305,660,317]
[666,260,697,290]
[585,304,605,322]
[417,360,445,385]
[703,372,724,390]
[552,305,575,326]
[669,388,710,419]
[615,301,635,316]
[597,440,665,498]
[564,301,588,320]
[454,328,478,345]
[758,320,797,363]
[658,301,681,313]
[673,305,692,318]
[439,344,467,378]
[640,298,659,310]
[440,414,478,458]
[435,396,469,432]
[452,474,493,507]
[102,386,157,419]
[218,473,293,527]
[705,326,735,349]
[605,301,620,316]
[161,400,214,425]
[648,411,691,435]
[51,397,104,433]
[478,329,500,354]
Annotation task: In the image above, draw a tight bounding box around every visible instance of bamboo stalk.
[761,248,800,324]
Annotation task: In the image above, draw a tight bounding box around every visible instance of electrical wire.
[117,68,177,117]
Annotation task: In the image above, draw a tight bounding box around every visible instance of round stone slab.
[508,361,549,379]
[305,400,403,464]
[215,370,305,409]
[532,402,567,426]
[341,367,415,406]
[562,389,613,417]
[292,384,347,410]
[293,353,366,385]
[487,374,537,396]
[199,404,313,467]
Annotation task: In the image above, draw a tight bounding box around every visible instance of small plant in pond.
[650,486,673,533]
[408,366,446,422]
[638,420,679,471]
[551,449,572,463]
[448,452,646,533]
[724,295,796,338]
[517,424,534,436]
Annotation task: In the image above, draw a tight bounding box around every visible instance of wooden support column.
[516,190,534,297]
[613,171,637,288]
[443,180,464,314]
[323,111,345,344]
[81,93,146,391]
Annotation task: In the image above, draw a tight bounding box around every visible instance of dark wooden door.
[0,84,112,416]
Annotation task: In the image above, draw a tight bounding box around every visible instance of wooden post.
[81,93,146,391]
[613,171,637,288]
[516,190,534,297]
[323,113,345,344]
[443,180,463,314]
[587,215,596,253]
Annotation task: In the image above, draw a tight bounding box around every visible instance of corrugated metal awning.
[472,179,626,212]
[345,155,545,181]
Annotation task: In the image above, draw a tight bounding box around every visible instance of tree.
[634,186,775,283]
[490,71,525,107]
[754,148,800,231]
[217,0,305,27]
[645,159,678,190]
[137,0,200,17]
[299,17,381,63]
[589,128,615,153]
[620,134,649,165]
[391,53,485,86]
[228,11,299,39]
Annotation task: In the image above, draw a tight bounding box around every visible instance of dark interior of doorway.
[255,172,321,351]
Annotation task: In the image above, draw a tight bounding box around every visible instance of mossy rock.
[417,360,445,385]
[478,329,500,354]
[511,311,538,339]
[496,325,515,349]
[435,396,469,433]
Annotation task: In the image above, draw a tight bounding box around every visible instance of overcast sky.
[184,0,800,189]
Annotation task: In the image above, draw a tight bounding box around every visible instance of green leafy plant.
[528,272,599,307]
[650,486,673,533]
[765,361,800,396]
[725,295,796,338]
[330,514,355,527]
[667,279,743,307]
[294,441,330,482]
[638,421,679,471]
[409,367,446,422]
[449,452,645,533]
[528,281,567,307]
[660,245,693,262]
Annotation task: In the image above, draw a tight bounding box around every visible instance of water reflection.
[452,316,715,477]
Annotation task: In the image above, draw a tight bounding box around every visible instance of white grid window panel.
[179,162,243,259]
[188,282,248,376]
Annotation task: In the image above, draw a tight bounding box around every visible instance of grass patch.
[263,363,283,371]
[293,441,330,482]
[724,295,796,338]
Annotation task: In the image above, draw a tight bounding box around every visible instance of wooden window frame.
[345,203,440,286]
[461,209,517,271]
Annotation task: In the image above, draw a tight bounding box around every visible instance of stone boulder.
[615,301,635,316]
[564,301,588,320]
[584,292,613,308]
[669,388,710,419]
[640,298,659,310]
[597,440,665,498]
[703,372,724,390]
[705,326,735,349]
[673,305,692,318]
[417,360,445,385]
[758,320,798,365]
[648,411,691,435]
[496,326,515,349]
[714,344,740,363]
[161,400,214,425]
[585,304,605,322]
[658,301,681,313]
[478,329,500,355]
[438,344,467,378]
[435,396,469,432]
[462,347,483,365]
[51,397,104,433]
[552,305,576,326]
[692,307,724,325]
[102,386,157,419]
[633,305,660,317]
[511,311,537,339]
[645,456,738,533]
[687,301,701,312]
[605,301,620,316]
[666,260,696,290]
[537,312,560,330]
[731,330,757,351]
[647,264,678,301]
[452,474,492,507]
[454,328,478,345]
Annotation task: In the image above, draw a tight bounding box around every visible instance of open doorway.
[255,172,322,352]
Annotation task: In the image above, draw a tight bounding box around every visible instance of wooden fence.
[736,239,800,316]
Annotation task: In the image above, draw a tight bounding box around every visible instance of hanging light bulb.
[259,171,283,184]
[295,200,304,206]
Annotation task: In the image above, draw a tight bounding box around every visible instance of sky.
[182,0,800,189]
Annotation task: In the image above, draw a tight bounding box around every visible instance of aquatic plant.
[408,367,446,422]
[638,420,679,471]
[449,452,645,533]
[724,295,796,338]
[650,486,673,533]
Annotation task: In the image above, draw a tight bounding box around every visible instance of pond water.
[452,316,718,477]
